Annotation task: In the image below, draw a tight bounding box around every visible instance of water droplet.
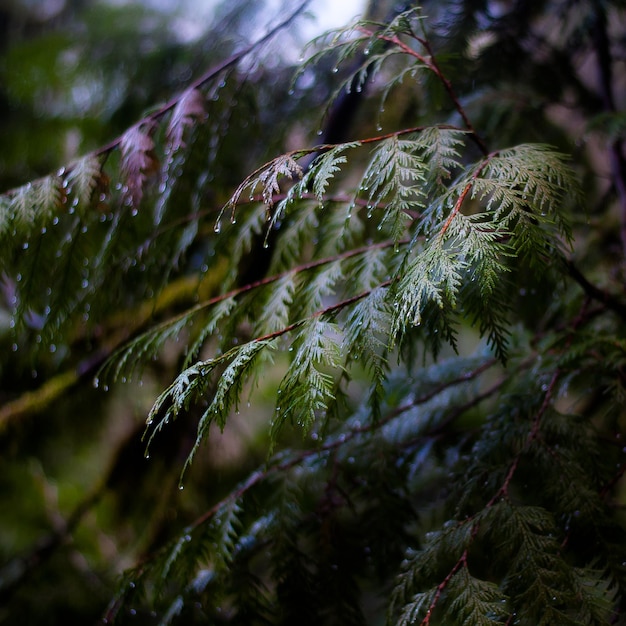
[179,484,184,490]
[49,344,56,353]
[213,221,221,233]
[332,66,339,73]
[11,343,18,352]
[22,242,29,250]
[316,129,323,136]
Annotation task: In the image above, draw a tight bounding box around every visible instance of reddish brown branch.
[356,26,488,156]
[438,155,493,238]
[421,551,468,625]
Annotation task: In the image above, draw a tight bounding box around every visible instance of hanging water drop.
[214,221,222,233]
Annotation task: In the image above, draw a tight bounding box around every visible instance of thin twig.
[356,26,488,156]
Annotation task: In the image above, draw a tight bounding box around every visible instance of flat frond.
[65,154,104,207]
[167,88,206,152]
[360,135,426,243]
[272,318,342,440]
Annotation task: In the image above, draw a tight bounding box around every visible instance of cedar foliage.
[1,1,626,625]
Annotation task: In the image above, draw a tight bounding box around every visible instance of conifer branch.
[357,26,488,155]
[438,156,493,238]
[186,357,500,533]
[566,261,626,318]
[93,0,312,160]
[0,0,311,200]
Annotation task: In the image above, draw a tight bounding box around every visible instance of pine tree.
[1,1,626,625]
